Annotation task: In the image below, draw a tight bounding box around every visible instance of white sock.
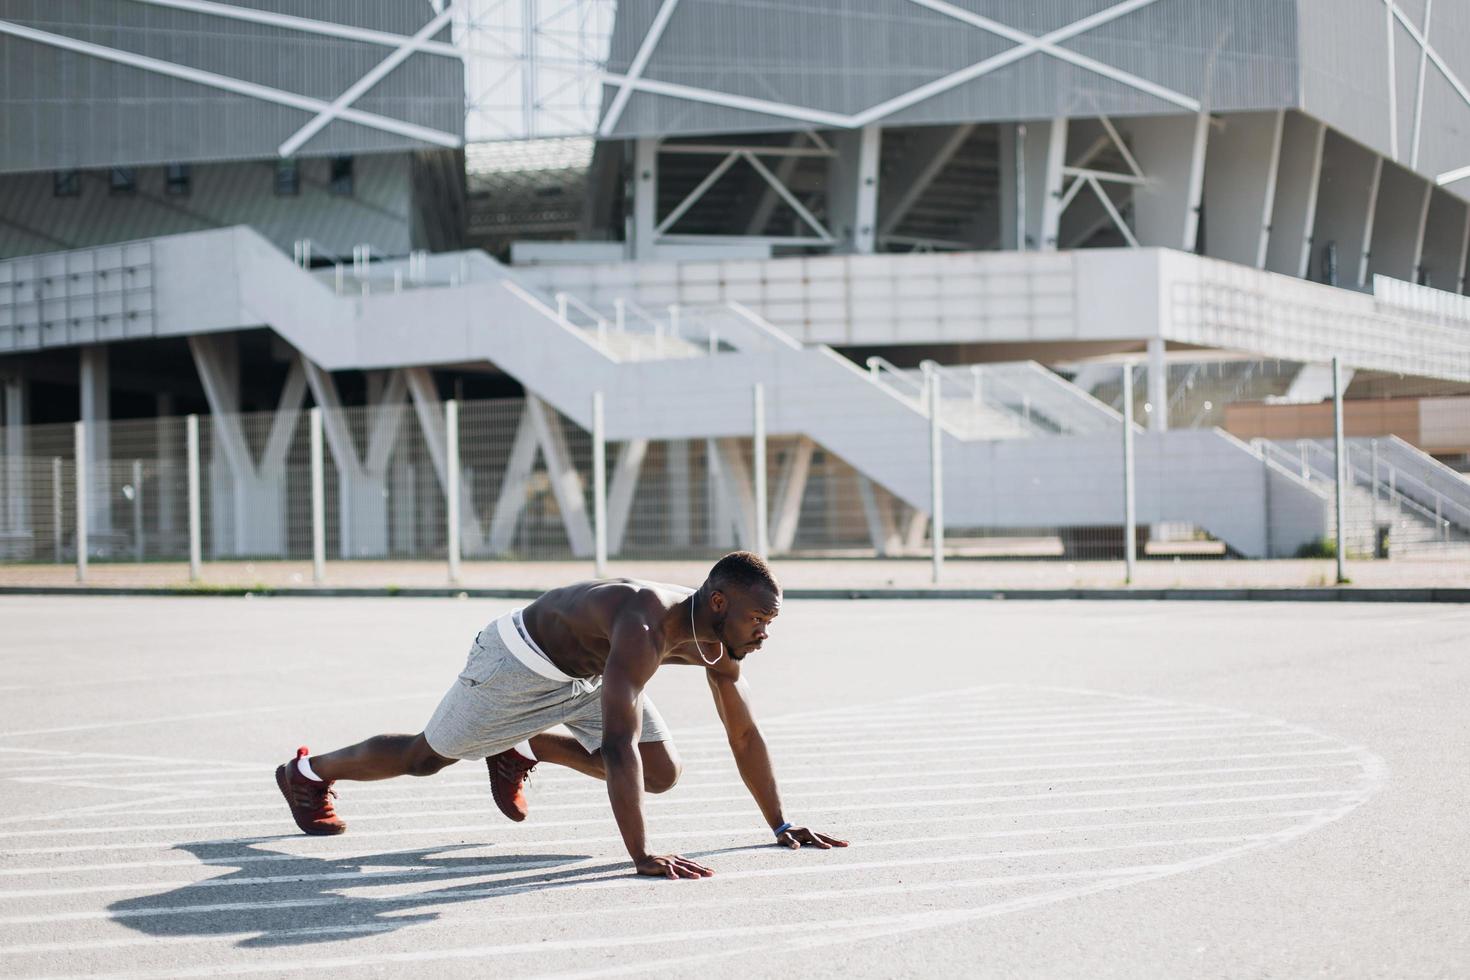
[512,739,536,762]
[297,755,324,782]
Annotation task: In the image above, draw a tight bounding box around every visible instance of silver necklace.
[690,594,723,666]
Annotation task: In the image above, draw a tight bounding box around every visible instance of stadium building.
[1,0,1468,567]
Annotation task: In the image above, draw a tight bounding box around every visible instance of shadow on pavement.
[106,838,629,948]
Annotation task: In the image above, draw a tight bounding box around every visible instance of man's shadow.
[106,838,627,948]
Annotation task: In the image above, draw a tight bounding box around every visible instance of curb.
[1,585,1467,602]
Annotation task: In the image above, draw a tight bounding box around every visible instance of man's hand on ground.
[635,853,715,879]
[776,826,849,850]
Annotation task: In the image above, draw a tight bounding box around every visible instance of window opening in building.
[275,158,300,196]
[329,156,354,196]
[53,171,81,197]
[109,168,136,195]
[165,164,191,196]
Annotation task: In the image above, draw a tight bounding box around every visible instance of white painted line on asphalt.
[0,789,1359,858]
[0,865,1159,959]
[0,808,1334,882]
[0,832,1289,926]
[0,692,442,739]
[0,760,1363,827]
[0,739,1344,826]
[0,772,1340,842]
[0,746,266,769]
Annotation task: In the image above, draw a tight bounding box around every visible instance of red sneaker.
[486,748,537,822]
[275,747,347,836]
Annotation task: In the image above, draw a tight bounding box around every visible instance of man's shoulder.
[601,579,690,618]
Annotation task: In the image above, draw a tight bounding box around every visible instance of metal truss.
[653,136,836,245]
[0,2,464,155]
[1056,116,1149,248]
[599,0,1198,138]
[458,0,617,141]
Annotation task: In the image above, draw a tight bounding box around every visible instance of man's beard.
[713,612,745,660]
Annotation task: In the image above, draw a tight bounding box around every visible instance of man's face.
[711,586,781,661]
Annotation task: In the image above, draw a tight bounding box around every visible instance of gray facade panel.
[605,0,1302,140]
[0,0,463,174]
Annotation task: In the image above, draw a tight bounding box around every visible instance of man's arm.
[602,616,713,879]
[706,669,848,850]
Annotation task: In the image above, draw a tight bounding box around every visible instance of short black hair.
[706,551,779,598]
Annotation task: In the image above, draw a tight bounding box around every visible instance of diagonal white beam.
[0,19,461,149]
[278,4,458,157]
[598,0,684,137]
[1438,164,1470,186]
[853,0,1188,126]
[742,151,834,241]
[655,152,739,235]
[1385,0,1400,160]
[599,73,852,129]
[123,0,461,58]
[904,0,1198,116]
[1087,177,1139,247]
[1410,0,1434,169]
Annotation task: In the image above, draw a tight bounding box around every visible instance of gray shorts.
[423,609,671,760]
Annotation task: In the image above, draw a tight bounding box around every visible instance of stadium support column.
[1366,166,1432,283]
[79,345,112,538]
[1147,338,1168,432]
[1264,114,1326,278]
[1038,118,1068,251]
[630,138,659,260]
[1308,131,1381,287]
[1201,111,1283,268]
[190,335,308,557]
[1128,114,1209,251]
[3,377,27,546]
[303,361,412,559]
[830,125,881,254]
[999,121,1061,251]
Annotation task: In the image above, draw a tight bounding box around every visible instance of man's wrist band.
[773,821,793,838]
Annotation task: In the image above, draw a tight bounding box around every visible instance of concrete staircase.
[2,227,1334,558]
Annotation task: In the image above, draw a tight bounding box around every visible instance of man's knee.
[644,757,683,794]
[406,736,455,777]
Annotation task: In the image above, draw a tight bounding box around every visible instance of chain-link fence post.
[1122,364,1137,584]
[446,399,461,584]
[186,414,201,582]
[73,420,87,582]
[131,458,144,562]
[51,456,63,562]
[1332,356,1347,584]
[592,391,607,577]
[310,407,326,585]
[926,363,944,584]
[753,382,768,560]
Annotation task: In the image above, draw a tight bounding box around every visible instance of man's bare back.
[521,579,711,679]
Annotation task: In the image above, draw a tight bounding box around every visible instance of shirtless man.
[276,551,847,879]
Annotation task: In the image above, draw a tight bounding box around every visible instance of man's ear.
[709,589,727,613]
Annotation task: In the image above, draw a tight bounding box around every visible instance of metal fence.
[1,358,1466,585]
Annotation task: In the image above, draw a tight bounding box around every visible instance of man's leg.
[277,733,457,837]
[310,733,458,782]
[528,733,682,793]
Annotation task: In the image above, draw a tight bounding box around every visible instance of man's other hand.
[635,853,715,879]
[776,826,849,850]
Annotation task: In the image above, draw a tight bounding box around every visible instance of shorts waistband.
[495,610,601,694]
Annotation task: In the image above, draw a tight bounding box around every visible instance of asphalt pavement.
[0,596,1465,978]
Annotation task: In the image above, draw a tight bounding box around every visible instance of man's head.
[701,551,781,661]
